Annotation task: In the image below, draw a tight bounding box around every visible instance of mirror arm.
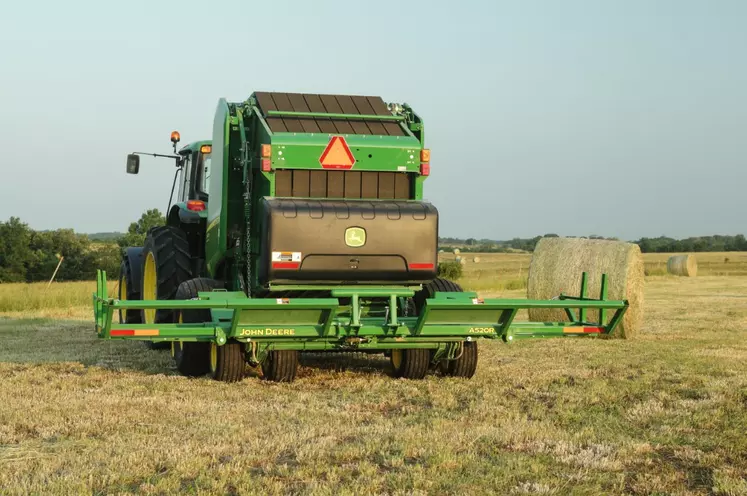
[166,165,183,216]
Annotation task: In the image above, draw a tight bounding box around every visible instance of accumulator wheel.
[118,259,142,324]
[412,278,478,378]
[262,350,299,383]
[209,341,246,382]
[172,278,222,377]
[390,348,430,379]
[141,226,192,349]
[441,341,478,378]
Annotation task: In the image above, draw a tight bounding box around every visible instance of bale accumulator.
[667,254,697,277]
[527,237,644,339]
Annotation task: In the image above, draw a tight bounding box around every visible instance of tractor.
[94,91,628,382]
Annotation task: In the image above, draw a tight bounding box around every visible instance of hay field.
[0,255,746,494]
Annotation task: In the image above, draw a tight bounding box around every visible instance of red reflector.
[420,163,430,176]
[261,159,272,172]
[409,263,435,270]
[272,262,300,270]
[110,330,135,336]
[186,200,205,212]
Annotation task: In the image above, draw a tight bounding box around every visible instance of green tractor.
[96,91,628,382]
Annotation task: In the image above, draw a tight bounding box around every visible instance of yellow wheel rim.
[210,343,218,374]
[391,350,403,369]
[119,276,127,323]
[142,252,157,323]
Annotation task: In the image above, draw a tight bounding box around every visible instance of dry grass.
[1,258,747,494]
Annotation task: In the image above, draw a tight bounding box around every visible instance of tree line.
[440,234,747,254]
[0,210,164,283]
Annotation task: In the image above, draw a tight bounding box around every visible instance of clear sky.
[1,0,745,241]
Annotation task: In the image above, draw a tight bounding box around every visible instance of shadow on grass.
[0,318,180,376]
[0,318,393,379]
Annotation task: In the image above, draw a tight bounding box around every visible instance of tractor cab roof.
[178,140,211,154]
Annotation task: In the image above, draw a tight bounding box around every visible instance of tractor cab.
[176,140,212,204]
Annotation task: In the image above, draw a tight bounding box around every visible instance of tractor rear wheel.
[172,278,222,377]
[209,341,246,382]
[118,259,142,324]
[262,350,299,382]
[141,226,192,349]
[390,349,430,379]
[442,341,478,378]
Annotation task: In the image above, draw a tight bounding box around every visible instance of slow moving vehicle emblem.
[345,227,366,247]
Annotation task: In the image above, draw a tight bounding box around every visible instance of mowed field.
[0,253,746,495]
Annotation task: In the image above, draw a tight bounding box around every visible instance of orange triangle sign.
[319,136,356,170]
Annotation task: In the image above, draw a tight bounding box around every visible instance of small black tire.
[443,341,478,378]
[390,349,430,379]
[209,341,246,382]
[262,350,299,383]
[172,278,222,377]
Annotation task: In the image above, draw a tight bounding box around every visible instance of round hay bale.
[666,254,697,277]
[473,256,481,263]
[527,237,644,339]
[453,248,460,255]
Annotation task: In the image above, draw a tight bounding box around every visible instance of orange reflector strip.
[111,329,160,337]
[563,327,603,334]
[420,149,431,162]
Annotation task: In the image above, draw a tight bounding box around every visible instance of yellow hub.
[391,349,403,369]
[142,252,157,323]
[210,343,218,374]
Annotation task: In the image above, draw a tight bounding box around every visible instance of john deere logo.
[345,227,366,247]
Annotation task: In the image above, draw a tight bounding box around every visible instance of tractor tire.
[209,341,246,382]
[442,341,478,378]
[118,258,142,324]
[390,349,430,379]
[413,277,464,312]
[140,226,192,349]
[262,350,299,383]
[172,278,222,377]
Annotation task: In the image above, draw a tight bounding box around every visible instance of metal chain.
[243,143,253,297]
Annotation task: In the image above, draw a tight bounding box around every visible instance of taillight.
[186,200,206,212]
[261,144,272,158]
[420,149,430,162]
[261,159,272,172]
[420,162,430,176]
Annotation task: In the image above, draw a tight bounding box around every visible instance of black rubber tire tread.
[212,342,246,382]
[445,341,478,378]
[173,278,223,377]
[413,278,464,313]
[262,350,299,383]
[140,226,192,324]
[392,349,430,379]
[118,258,143,324]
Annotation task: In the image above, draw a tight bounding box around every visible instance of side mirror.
[126,154,140,174]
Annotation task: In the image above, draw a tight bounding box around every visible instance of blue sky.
[1,0,745,240]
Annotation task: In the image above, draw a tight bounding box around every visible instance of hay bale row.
[666,254,697,277]
[527,237,644,339]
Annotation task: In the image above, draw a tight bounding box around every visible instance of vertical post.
[578,272,588,323]
[351,294,360,327]
[389,294,399,327]
[599,273,608,325]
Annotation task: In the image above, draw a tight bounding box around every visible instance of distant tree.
[0,217,32,282]
[118,209,165,248]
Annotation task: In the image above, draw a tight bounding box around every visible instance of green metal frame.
[94,271,628,356]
